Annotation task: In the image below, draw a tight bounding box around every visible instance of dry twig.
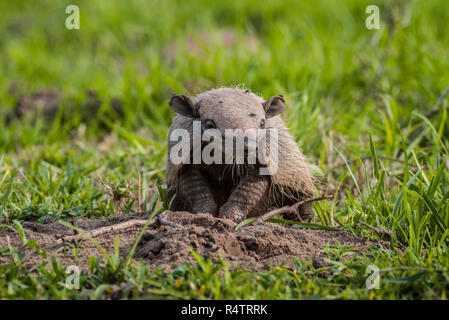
[256,194,334,224]
[56,213,183,244]
[57,219,149,244]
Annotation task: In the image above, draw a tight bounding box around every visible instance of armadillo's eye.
[204,119,216,129]
[259,119,266,129]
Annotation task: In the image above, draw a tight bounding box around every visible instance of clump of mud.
[0,211,382,272]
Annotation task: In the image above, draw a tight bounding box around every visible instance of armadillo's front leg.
[179,166,218,215]
[219,173,269,222]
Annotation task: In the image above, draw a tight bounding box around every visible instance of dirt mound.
[0,211,381,271]
[135,212,380,270]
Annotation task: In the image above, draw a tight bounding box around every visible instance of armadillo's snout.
[226,128,260,158]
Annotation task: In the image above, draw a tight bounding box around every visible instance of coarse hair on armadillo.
[165,87,317,204]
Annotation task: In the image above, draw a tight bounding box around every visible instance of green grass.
[1,0,449,299]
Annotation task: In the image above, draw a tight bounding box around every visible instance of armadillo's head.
[169,88,284,135]
[169,88,284,165]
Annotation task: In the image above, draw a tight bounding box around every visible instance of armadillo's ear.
[169,94,199,118]
[263,96,285,118]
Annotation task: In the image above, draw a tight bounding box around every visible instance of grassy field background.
[1,0,449,299]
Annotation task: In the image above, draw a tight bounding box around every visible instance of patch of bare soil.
[0,211,382,271]
[5,88,123,125]
[14,89,60,121]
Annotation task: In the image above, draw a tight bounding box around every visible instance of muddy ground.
[0,211,382,271]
